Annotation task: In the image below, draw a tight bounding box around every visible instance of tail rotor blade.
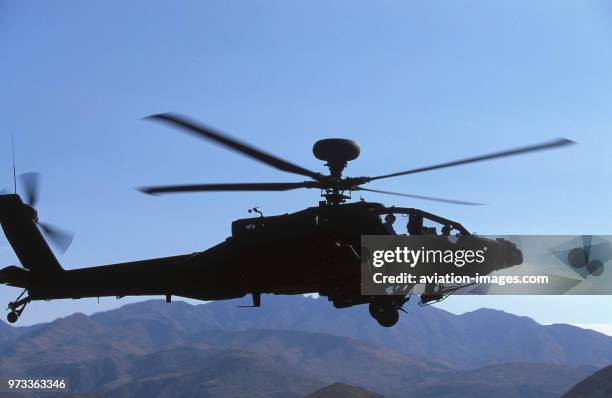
[39,222,75,254]
[19,172,41,207]
[14,173,75,254]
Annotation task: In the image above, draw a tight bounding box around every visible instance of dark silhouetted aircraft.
[0,114,574,326]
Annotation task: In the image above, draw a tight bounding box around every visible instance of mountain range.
[0,295,609,397]
[305,383,384,398]
[563,364,612,398]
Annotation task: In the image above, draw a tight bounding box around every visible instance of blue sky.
[1,0,612,330]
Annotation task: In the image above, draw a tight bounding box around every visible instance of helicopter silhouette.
[0,114,574,327]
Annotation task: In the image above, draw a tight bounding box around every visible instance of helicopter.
[0,114,574,327]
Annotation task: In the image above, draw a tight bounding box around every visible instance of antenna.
[11,133,16,194]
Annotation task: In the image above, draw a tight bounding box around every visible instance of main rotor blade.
[39,222,75,254]
[369,138,575,181]
[139,182,313,195]
[146,113,322,180]
[19,172,40,207]
[355,187,484,206]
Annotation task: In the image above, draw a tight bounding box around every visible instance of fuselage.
[24,201,389,302]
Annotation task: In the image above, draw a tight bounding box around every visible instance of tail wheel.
[6,289,30,324]
[7,311,18,324]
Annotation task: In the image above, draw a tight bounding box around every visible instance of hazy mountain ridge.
[406,362,598,398]
[305,383,384,398]
[0,329,595,398]
[563,364,612,398]
[0,296,609,397]
[63,295,612,369]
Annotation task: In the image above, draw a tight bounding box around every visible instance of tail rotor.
[18,173,75,254]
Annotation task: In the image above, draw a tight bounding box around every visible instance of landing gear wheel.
[375,308,399,327]
[369,302,383,318]
[7,311,18,324]
[6,289,30,324]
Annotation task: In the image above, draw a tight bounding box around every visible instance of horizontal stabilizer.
[0,265,30,288]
